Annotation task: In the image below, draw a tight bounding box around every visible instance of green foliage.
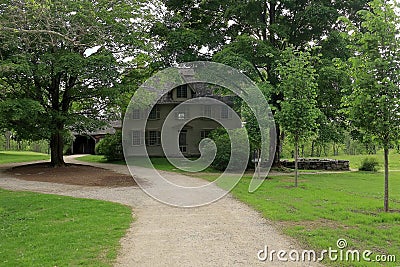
[212,35,275,81]
[276,46,320,184]
[0,99,46,140]
[149,0,369,168]
[340,0,400,211]
[207,129,230,171]
[205,128,250,171]
[0,189,132,266]
[341,0,400,147]
[359,157,380,172]
[0,0,149,165]
[95,131,123,162]
[276,47,320,143]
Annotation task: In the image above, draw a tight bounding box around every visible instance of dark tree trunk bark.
[48,71,68,167]
[268,1,276,45]
[263,0,282,168]
[272,124,282,167]
[384,147,389,212]
[50,123,65,167]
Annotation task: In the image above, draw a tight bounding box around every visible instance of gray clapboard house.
[125,82,237,157]
[71,78,237,156]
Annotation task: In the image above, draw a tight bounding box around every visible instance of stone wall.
[281,158,350,171]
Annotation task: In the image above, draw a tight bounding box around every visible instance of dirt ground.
[7,163,137,187]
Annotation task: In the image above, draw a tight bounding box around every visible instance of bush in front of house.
[359,157,380,172]
[95,131,124,161]
[203,128,250,171]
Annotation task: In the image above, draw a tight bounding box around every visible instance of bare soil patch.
[7,163,136,187]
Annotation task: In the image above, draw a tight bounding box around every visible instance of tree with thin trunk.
[0,0,148,166]
[276,47,320,186]
[340,0,400,212]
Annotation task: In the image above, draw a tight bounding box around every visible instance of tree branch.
[0,26,85,47]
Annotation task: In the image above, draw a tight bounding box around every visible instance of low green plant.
[359,157,380,171]
[204,128,250,171]
[95,131,123,161]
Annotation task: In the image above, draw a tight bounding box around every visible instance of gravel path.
[0,156,323,267]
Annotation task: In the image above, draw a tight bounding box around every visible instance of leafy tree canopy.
[0,0,150,165]
[340,0,400,211]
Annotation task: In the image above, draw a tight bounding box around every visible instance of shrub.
[359,157,380,172]
[204,128,250,171]
[95,131,124,162]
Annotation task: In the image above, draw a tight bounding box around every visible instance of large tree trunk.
[384,147,389,212]
[50,124,65,167]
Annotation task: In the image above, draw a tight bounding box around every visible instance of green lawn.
[337,151,400,170]
[317,150,400,170]
[76,154,124,165]
[0,189,132,267]
[199,171,400,266]
[79,153,400,266]
[77,155,217,173]
[0,151,49,164]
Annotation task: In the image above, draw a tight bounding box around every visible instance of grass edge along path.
[77,154,400,266]
[214,172,400,267]
[0,151,50,164]
[0,189,133,267]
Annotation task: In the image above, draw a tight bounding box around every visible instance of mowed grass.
[0,151,49,164]
[76,154,124,165]
[318,150,400,170]
[198,171,400,266]
[0,189,132,267]
[79,153,400,266]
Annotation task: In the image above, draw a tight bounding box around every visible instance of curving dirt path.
[0,156,323,267]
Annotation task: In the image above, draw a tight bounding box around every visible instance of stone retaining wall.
[281,158,350,171]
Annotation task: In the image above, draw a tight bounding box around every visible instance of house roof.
[157,82,235,105]
[72,120,121,136]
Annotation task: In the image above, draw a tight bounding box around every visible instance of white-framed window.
[176,85,188,98]
[132,109,141,120]
[175,107,189,120]
[146,131,161,146]
[148,106,160,120]
[132,130,142,146]
[202,105,212,118]
[220,106,231,119]
[177,113,186,120]
[200,130,212,139]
